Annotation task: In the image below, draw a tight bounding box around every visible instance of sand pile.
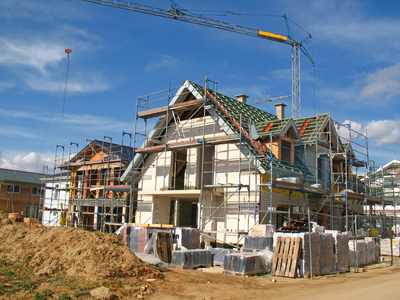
[0,221,158,281]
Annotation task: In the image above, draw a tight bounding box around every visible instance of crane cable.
[62,0,72,118]
[63,49,72,117]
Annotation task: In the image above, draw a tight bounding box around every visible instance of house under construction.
[42,139,133,231]
[42,79,391,245]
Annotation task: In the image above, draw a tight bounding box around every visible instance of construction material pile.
[274,231,350,276]
[276,218,310,233]
[380,237,400,256]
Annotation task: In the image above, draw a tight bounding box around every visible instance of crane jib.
[257,30,288,43]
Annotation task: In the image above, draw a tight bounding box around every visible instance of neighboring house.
[367,160,400,234]
[0,168,42,218]
[120,79,383,245]
[54,140,133,231]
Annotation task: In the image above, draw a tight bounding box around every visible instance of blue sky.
[1,0,400,172]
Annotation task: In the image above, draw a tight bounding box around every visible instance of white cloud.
[365,120,400,146]
[338,119,400,146]
[0,108,47,121]
[270,68,291,81]
[337,120,365,143]
[145,55,179,72]
[24,71,112,93]
[0,38,64,75]
[0,108,132,133]
[359,63,400,101]
[283,0,400,62]
[59,113,133,132]
[0,152,54,172]
[0,27,110,93]
[0,82,14,93]
[0,125,38,139]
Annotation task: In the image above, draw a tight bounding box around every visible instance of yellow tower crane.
[82,0,314,118]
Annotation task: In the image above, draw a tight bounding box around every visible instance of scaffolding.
[42,78,394,245]
[366,160,400,235]
[41,134,133,232]
[122,78,391,245]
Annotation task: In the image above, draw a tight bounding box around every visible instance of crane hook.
[65,48,72,58]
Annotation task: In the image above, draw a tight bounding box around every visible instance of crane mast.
[82,0,314,118]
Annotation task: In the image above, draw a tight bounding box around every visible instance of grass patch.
[33,289,53,300]
[57,293,72,300]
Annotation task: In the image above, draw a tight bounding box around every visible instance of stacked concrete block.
[249,224,275,237]
[274,232,354,276]
[366,240,377,264]
[117,226,131,246]
[299,232,321,276]
[210,248,238,267]
[349,240,368,267]
[319,233,334,274]
[332,233,349,273]
[245,224,275,251]
[170,249,213,269]
[380,237,400,256]
[223,252,267,276]
[243,236,273,251]
[129,227,155,253]
[173,227,200,249]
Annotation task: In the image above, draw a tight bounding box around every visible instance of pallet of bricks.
[223,225,275,276]
[117,224,174,263]
[240,224,274,253]
[379,237,400,257]
[170,228,213,269]
[273,231,351,277]
[348,237,380,267]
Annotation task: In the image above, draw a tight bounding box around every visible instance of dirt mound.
[0,222,158,281]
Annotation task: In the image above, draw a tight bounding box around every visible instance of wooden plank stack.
[272,236,301,278]
[153,231,173,263]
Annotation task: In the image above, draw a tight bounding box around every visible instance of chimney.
[274,103,287,120]
[235,94,248,104]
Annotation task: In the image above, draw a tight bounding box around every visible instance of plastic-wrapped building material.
[349,240,368,267]
[365,237,380,263]
[258,249,274,273]
[332,233,349,273]
[299,232,321,276]
[249,224,275,237]
[135,253,169,270]
[319,233,334,274]
[380,238,400,256]
[129,227,155,253]
[276,177,300,184]
[366,240,377,264]
[210,248,238,267]
[223,253,267,276]
[243,236,273,251]
[170,249,213,269]
[173,227,200,249]
[116,225,131,246]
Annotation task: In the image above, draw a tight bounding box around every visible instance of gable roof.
[0,168,42,185]
[122,80,311,182]
[257,118,302,140]
[293,114,331,143]
[190,82,278,132]
[188,81,307,175]
[63,139,133,168]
